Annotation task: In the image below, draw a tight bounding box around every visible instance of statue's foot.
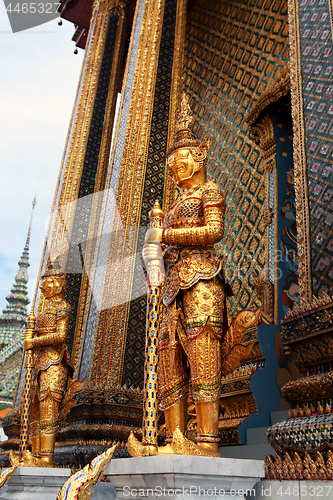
[9,450,20,467]
[172,428,219,457]
[127,429,219,457]
[39,456,54,468]
[141,445,158,456]
[196,442,220,457]
[127,432,142,457]
[127,432,174,457]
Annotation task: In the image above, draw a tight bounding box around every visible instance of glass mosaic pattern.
[80,1,161,385]
[268,168,276,283]
[184,0,289,315]
[299,0,333,294]
[268,413,333,450]
[111,2,145,191]
[34,17,97,319]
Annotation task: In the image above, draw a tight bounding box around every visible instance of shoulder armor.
[56,300,71,320]
[202,181,226,207]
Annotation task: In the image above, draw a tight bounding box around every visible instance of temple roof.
[59,0,200,49]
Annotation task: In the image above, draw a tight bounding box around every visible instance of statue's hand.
[22,330,33,350]
[22,338,33,350]
[142,241,163,265]
[143,228,163,264]
[144,228,162,243]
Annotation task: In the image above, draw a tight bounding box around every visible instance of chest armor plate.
[164,193,203,229]
[35,303,64,372]
[36,304,57,332]
[162,189,223,306]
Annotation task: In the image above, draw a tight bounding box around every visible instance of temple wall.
[183,0,291,443]
[184,0,290,316]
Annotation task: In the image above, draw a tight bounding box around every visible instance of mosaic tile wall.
[298,0,333,295]
[64,12,120,354]
[121,0,177,389]
[184,0,290,316]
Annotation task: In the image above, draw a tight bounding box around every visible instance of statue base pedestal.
[105,455,264,499]
[0,466,71,499]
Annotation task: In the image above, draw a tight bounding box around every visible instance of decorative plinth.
[0,466,71,500]
[104,455,264,499]
[266,414,333,452]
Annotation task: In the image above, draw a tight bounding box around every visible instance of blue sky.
[0,6,83,312]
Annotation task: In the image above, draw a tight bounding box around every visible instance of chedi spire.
[0,197,36,348]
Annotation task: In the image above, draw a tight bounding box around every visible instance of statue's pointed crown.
[167,92,209,161]
[42,255,64,279]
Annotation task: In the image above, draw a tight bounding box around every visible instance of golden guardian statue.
[21,257,72,467]
[128,93,261,458]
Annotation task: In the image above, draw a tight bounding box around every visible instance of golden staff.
[19,309,36,461]
[141,200,164,455]
[18,197,37,464]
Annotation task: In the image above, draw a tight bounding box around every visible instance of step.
[270,410,289,425]
[219,442,275,461]
[246,426,269,445]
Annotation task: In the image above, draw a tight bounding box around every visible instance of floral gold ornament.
[287,0,312,303]
[265,450,333,480]
[130,93,261,457]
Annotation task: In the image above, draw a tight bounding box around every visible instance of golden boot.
[127,398,189,456]
[30,412,41,460]
[31,430,41,459]
[165,397,188,442]
[40,432,56,467]
[30,385,41,459]
[38,395,59,467]
[195,400,220,456]
[158,398,188,455]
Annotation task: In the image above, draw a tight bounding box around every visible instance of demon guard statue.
[128,93,261,457]
[16,258,84,467]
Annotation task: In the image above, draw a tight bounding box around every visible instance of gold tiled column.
[34,0,127,311]
[287,0,312,303]
[81,0,188,394]
[88,0,167,390]
[55,0,188,449]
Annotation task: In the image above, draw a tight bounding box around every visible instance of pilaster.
[288,0,333,300]
[35,0,127,361]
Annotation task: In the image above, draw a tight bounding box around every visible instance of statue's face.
[167,149,196,185]
[40,277,63,298]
